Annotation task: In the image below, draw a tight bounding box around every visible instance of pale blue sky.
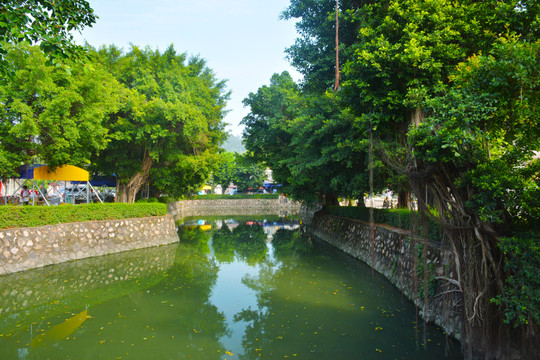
[73,0,301,136]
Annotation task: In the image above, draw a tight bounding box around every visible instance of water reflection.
[0,244,177,334]
[180,216,462,360]
[0,216,462,359]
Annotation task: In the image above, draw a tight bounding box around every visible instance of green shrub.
[492,232,540,327]
[0,203,168,229]
[323,206,442,241]
[136,197,159,203]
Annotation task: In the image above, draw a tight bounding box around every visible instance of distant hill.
[222,135,245,153]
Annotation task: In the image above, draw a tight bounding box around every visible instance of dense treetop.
[0,0,96,74]
[242,1,540,358]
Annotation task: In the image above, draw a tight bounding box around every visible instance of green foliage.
[242,72,299,192]
[409,38,540,227]
[0,203,167,229]
[278,0,540,355]
[232,154,268,191]
[211,151,237,190]
[324,206,442,241]
[0,43,122,176]
[135,197,159,203]
[136,197,176,204]
[0,0,96,74]
[90,45,229,200]
[282,0,361,93]
[415,244,440,298]
[492,233,540,327]
[210,151,268,192]
[242,72,375,202]
[283,0,540,226]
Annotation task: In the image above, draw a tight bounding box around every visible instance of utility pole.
[334,0,340,91]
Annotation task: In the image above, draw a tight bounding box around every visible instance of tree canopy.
[211,152,267,193]
[0,43,229,203]
[90,45,229,202]
[0,43,121,177]
[0,0,96,74]
[242,0,540,357]
[242,71,378,204]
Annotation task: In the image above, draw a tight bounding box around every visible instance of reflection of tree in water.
[139,227,231,359]
[212,224,268,265]
[234,229,323,360]
[212,226,236,263]
[177,225,213,255]
[1,229,231,360]
[271,228,314,261]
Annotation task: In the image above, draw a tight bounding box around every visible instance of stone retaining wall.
[0,243,178,333]
[0,215,179,276]
[309,212,463,340]
[168,198,302,219]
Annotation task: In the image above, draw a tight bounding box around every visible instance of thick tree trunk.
[324,191,339,206]
[411,107,424,127]
[397,190,409,209]
[407,161,511,359]
[117,150,154,203]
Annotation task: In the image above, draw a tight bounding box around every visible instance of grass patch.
[0,203,168,229]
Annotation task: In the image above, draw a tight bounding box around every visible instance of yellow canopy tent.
[1,165,101,206]
[33,165,89,181]
[26,165,100,205]
[201,185,212,191]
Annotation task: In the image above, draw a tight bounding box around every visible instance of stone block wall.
[0,215,179,276]
[309,212,463,340]
[0,243,178,333]
[168,198,302,219]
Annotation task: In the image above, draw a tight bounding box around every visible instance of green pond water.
[0,216,463,360]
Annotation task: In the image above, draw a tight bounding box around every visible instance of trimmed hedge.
[0,203,168,229]
[324,206,442,241]
[193,194,279,200]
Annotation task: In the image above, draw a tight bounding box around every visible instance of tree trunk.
[397,190,409,209]
[117,150,154,203]
[324,191,339,206]
[411,107,424,128]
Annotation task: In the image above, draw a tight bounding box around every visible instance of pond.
[0,215,463,359]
